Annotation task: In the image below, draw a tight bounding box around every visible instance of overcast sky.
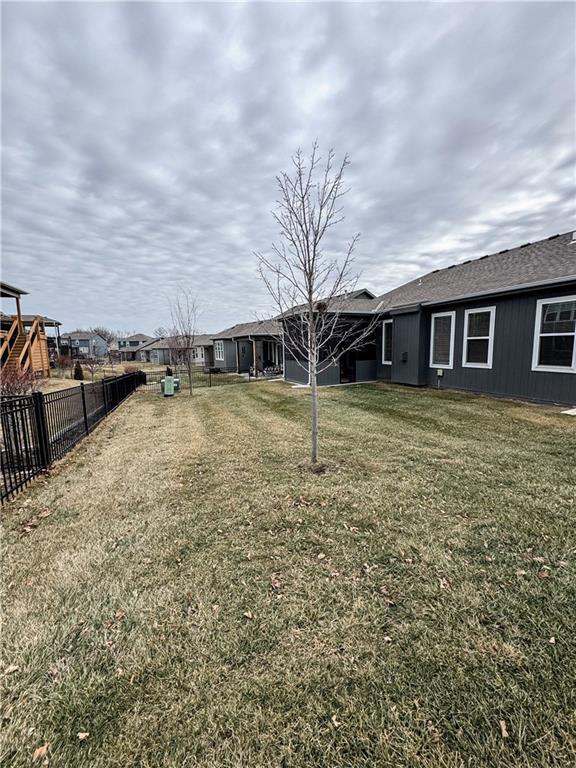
[2,2,574,334]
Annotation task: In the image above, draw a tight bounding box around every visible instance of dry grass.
[1,382,575,767]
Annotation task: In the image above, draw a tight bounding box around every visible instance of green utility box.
[161,376,180,396]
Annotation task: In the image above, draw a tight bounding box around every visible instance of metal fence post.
[209,369,212,387]
[102,379,109,415]
[80,383,89,434]
[32,391,52,469]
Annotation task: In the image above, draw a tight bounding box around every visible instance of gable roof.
[120,333,154,343]
[282,287,378,317]
[193,334,214,347]
[61,331,106,341]
[140,334,214,351]
[0,312,61,327]
[131,337,161,351]
[213,318,281,339]
[375,231,576,312]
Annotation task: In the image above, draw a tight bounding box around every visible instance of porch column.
[15,296,23,333]
[252,338,257,377]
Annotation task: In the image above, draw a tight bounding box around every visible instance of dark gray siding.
[356,359,377,381]
[236,339,252,372]
[284,358,341,385]
[285,358,307,384]
[318,364,340,386]
[390,310,427,386]
[214,339,237,369]
[422,286,576,404]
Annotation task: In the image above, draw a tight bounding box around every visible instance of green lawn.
[1,382,575,767]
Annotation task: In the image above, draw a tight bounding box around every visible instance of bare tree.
[169,289,199,395]
[83,355,104,382]
[256,143,379,466]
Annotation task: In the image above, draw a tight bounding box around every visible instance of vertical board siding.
[422,288,576,404]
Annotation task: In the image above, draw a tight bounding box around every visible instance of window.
[532,296,576,373]
[430,311,455,369]
[214,340,224,361]
[463,307,496,368]
[382,320,393,365]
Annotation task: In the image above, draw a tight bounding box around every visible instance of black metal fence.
[1,372,144,503]
[138,366,252,392]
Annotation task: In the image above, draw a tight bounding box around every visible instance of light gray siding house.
[118,334,155,361]
[137,335,215,367]
[61,331,108,359]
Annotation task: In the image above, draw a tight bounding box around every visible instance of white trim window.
[430,311,455,369]
[462,307,496,369]
[214,340,225,361]
[531,295,576,373]
[382,319,393,365]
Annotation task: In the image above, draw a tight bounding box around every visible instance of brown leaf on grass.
[331,714,341,728]
[32,743,49,761]
[270,574,282,590]
[499,720,509,739]
[426,719,441,743]
[439,577,451,590]
[243,611,253,620]
[114,610,126,622]
[77,732,90,740]
[4,664,19,675]
[38,509,52,519]
[537,568,551,579]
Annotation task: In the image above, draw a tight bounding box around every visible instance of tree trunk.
[310,355,319,465]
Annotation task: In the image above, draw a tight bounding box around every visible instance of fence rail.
[138,366,252,392]
[1,371,144,503]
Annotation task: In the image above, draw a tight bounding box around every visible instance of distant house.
[117,333,155,361]
[283,231,576,404]
[212,319,282,375]
[0,282,56,378]
[60,331,108,359]
[136,335,214,367]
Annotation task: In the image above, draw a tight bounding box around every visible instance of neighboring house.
[190,335,215,367]
[117,334,155,361]
[283,232,576,405]
[0,282,55,378]
[60,331,108,359]
[283,289,378,386]
[137,335,214,367]
[212,319,283,374]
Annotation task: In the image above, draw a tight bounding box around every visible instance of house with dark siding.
[283,232,576,405]
[212,319,282,375]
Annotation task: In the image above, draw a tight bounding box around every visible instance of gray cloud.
[2,1,574,333]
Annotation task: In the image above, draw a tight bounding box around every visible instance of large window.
[382,320,393,365]
[532,296,576,373]
[214,340,224,361]
[462,307,495,368]
[429,311,455,369]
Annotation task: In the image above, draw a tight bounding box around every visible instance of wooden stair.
[0,316,50,378]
